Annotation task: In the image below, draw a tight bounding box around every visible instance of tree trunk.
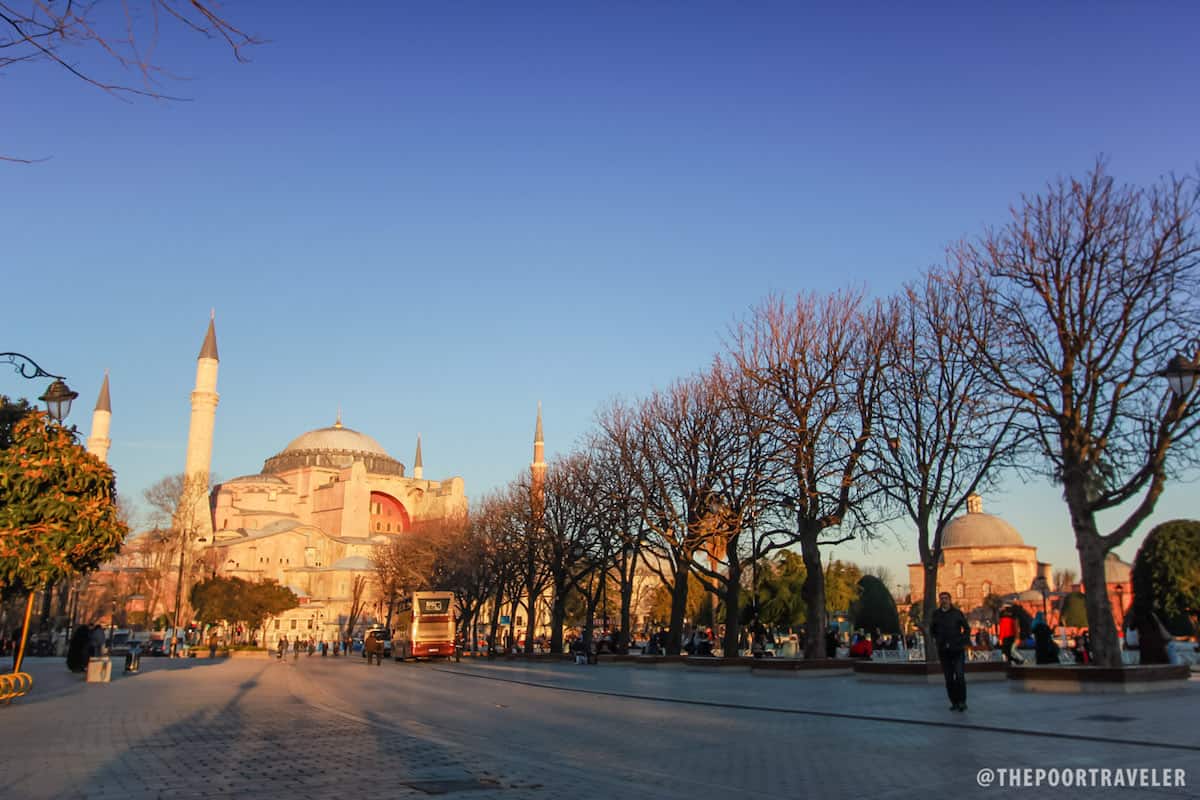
[549,581,568,654]
[487,586,504,656]
[618,570,634,652]
[722,560,742,658]
[506,601,518,652]
[582,591,599,656]
[921,562,939,663]
[800,534,827,659]
[1075,525,1120,667]
[666,559,690,656]
[523,572,538,653]
[13,590,36,673]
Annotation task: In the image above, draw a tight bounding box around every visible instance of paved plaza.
[2,655,1198,799]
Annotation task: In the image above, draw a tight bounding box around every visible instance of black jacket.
[930,606,970,653]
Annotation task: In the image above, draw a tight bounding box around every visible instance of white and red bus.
[393,591,458,660]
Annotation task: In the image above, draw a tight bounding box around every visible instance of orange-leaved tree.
[0,411,128,671]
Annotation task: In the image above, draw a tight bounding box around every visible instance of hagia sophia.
[86,316,468,646]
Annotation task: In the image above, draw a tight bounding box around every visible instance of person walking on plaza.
[89,624,105,658]
[67,625,91,673]
[930,591,970,712]
[278,635,288,660]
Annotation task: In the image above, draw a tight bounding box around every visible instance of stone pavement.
[1,655,1197,799]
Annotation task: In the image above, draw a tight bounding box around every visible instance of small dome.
[942,496,1025,548]
[281,425,390,457]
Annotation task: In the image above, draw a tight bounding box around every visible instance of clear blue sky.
[3,2,1198,590]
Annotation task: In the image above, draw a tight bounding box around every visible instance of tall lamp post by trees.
[2,353,80,675]
[1031,576,1050,620]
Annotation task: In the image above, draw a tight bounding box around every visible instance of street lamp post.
[1031,576,1050,619]
[3,353,78,675]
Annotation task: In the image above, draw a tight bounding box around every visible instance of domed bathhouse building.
[206,417,467,647]
[907,494,1052,615]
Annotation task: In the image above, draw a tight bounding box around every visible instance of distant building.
[908,494,1052,615]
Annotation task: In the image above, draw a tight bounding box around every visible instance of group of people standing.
[276,635,353,659]
[65,624,107,673]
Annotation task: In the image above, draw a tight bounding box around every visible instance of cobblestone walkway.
[2,656,1197,799]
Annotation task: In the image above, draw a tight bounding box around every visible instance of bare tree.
[372,514,467,628]
[689,359,784,658]
[141,471,214,652]
[878,266,1018,660]
[1,1,258,160]
[1053,568,1078,593]
[467,486,524,655]
[538,452,605,654]
[731,290,894,658]
[606,378,730,655]
[958,162,1200,667]
[344,575,368,642]
[589,422,653,652]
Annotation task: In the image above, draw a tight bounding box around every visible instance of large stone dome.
[262,420,404,476]
[281,425,389,457]
[941,495,1025,548]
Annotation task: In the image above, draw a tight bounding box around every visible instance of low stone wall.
[750,658,856,678]
[854,660,1009,684]
[1007,664,1190,694]
[597,654,686,667]
[208,649,270,659]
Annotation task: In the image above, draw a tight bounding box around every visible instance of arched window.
[982,581,992,596]
[955,562,964,578]
[955,583,965,599]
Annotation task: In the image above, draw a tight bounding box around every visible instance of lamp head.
[39,379,78,423]
[1160,353,1200,396]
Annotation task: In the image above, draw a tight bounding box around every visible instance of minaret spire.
[86,371,112,463]
[413,433,424,480]
[531,402,546,505]
[182,313,220,537]
[534,400,544,446]
[199,311,218,360]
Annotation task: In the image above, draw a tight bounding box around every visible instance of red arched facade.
[369,491,410,533]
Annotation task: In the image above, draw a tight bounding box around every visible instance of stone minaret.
[413,434,424,479]
[181,314,219,536]
[86,371,112,463]
[531,402,546,512]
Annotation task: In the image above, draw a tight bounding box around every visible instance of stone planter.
[750,658,856,678]
[1006,663,1190,694]
[597,654,687,667]
[225,649,270,659]
[854,660,1009,683]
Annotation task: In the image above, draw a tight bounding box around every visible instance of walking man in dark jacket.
[930,591,970,712]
